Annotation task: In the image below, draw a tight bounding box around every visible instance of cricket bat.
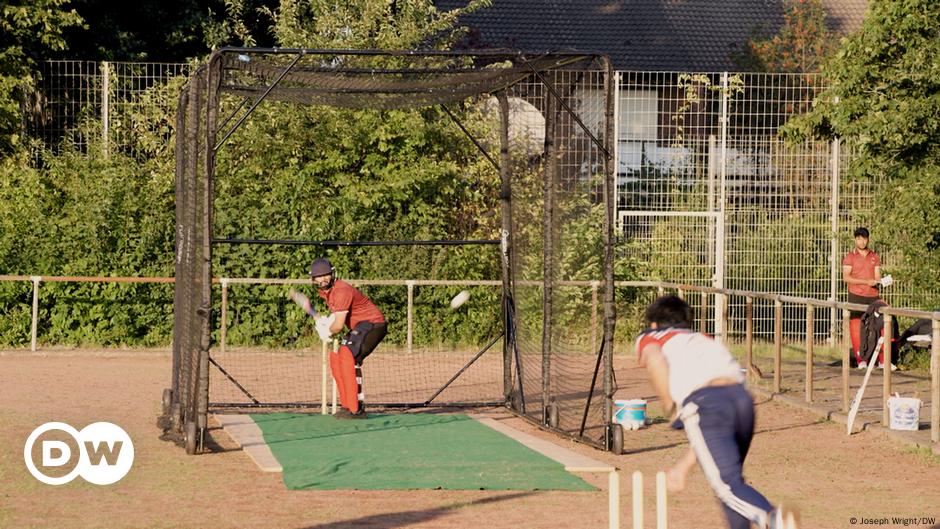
[288,288,320,319]
[846,336,883,434]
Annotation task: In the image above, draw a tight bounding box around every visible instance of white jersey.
[635,328,744,405]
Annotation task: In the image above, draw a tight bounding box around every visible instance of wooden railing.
[1,275,937,443]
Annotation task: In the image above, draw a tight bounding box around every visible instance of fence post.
[931,318,939,443]
[829,134,840,345]
[720,293,729,345]
[882,314,893,426]
[406,280,414,355]
[101,61,110,158]
[700,292,709,334]
[590,280,599,356]
[30,276,40,352]
[805,303,814,403]
[745,297,754,383]
[714,72,729,342]
[220,278,228,354]
[774,299,782,393]
[842,308,851,412]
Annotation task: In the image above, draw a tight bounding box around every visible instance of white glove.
[880,275,893,287]
[314,314,336,342]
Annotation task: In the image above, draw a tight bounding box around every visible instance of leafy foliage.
[262,0,491,50]
[0,146,176,345]
[781,0,940,302]
[0,0,624,350]
[0,0,83,154]
[733,0,838,73]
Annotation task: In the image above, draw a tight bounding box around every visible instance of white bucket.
[887,395,921,431]
[614,399,647,431]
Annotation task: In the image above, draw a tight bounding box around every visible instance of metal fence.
[4,274,937,445]
[20,62,935,338]
[23,60,190,160]
[614,71,929,340]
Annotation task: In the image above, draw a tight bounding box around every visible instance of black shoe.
[334,408,368,420]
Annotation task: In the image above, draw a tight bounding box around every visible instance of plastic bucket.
[614,399,647,430]
[887,396,920,431]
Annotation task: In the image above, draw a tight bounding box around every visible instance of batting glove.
[315,314,336,342]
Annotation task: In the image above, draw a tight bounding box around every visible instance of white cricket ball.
[450,290,471,309]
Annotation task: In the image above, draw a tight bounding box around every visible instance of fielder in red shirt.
[309,258,387,419]
[841,227,882,368]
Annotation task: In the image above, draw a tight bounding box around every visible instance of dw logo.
[23,422,134,485]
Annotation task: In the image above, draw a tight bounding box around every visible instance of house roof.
[439,0,869,71]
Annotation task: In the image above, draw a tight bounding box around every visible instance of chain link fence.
[20,61,931,339]
[615,71,927,340]
[23,60,190,160]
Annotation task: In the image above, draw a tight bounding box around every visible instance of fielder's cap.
[853,227,870,238]
[309,258,334,277]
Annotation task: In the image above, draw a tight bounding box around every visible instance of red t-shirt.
[317,279,385,330]
[842,249,880,297]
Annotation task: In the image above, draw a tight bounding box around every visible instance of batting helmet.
[309,258,335,289]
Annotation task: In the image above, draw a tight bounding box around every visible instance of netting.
[218,51,594,109]
[163,69,210,452]
[506,68,615,447]
[163,48,617,453]
[208,282,504,407]
[25,61,189,160]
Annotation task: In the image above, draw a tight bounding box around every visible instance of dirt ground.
[1,349,939,529]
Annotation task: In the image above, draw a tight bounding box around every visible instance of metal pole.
[882,314,893,426]
[497,91,514,404]
[842,309,851,412]
[613,72,622,219]
[745,297,754,384]
[220,278,228,354]
[720,293,729,345]
[101,61,109,158]
[716,72,729,339]
[30,276,40,352]
[591,281,599,359]
[931,319,939,443]
[406,280,414,355]
[806,304,814,403]
[774,299,782,393]
[700,292,709,334]
[829,134,841,345]
[707,135,717,272]
[540,87,558,424]
[602,58,618,436]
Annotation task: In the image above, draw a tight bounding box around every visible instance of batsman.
[308,258,387,419]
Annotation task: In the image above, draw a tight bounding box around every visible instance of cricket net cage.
[161,48,617,454]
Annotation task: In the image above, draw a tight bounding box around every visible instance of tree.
[781,0,940,302]
[0,0,83,154]
[60,0,279,61]
[263,0,490,50]
[733,0,838,73]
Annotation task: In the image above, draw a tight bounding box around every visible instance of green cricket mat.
[249,412,596,491]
